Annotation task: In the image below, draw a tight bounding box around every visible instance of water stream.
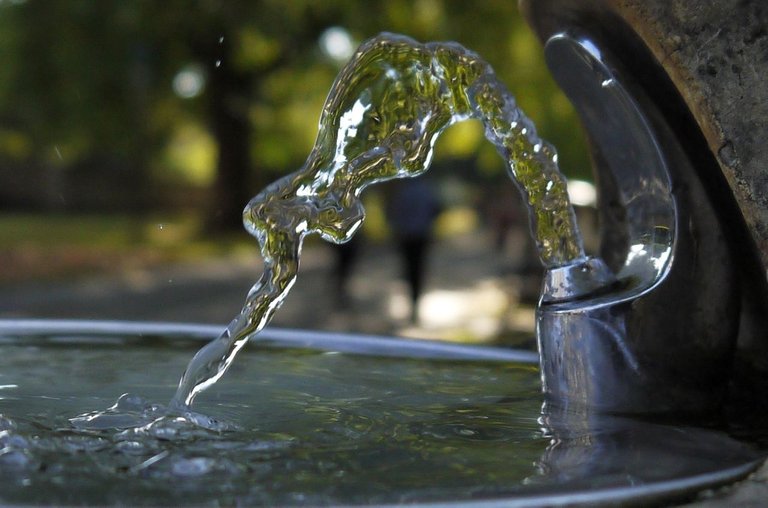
[160,32,585,414]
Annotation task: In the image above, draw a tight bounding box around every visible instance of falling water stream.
[162,32,584,413]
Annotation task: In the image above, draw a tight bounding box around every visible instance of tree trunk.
[205,39,256,233]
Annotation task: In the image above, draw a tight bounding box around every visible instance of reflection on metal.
[531,401,763,507]
[540,256,615,304]
[536,32,741,414]
[546,33,675,290]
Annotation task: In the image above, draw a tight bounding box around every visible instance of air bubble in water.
[171,456,216,476]
[0,449,32,469]
[0,430,29,450]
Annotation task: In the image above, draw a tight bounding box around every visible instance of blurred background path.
[0,227,539,349]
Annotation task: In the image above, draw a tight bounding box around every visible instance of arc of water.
[170,33,585,409]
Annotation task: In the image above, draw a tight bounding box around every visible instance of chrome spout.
[534,32,743,415]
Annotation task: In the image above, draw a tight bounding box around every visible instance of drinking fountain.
[537,31,742,415]
[2,2,768,505]
[521,0,768,420]
[522,0,768,502]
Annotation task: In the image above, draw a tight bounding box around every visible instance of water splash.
[167,33,584,410]
[71,393,236,433]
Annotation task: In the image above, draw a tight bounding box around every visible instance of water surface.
[0,330,545,506]
[0,326,760,506]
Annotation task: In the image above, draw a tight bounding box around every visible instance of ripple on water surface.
[0,331,763,506]
[0,336,549,506]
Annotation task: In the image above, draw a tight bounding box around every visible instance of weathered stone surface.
[608,0,768,269]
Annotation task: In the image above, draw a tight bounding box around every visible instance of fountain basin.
[0,320,762,506]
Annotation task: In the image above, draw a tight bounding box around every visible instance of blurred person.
[486,184,521,253]
[386,178,442,323]
[332,235,361,309]
[482,183,543,305]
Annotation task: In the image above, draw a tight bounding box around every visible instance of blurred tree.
[0,0,589,228]
[0,1,154,210]
[142,0,363,231]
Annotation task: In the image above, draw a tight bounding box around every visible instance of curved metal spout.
[535,32,741,415]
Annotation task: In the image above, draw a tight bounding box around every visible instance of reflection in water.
[523,403,762,507]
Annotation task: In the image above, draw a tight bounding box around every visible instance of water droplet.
[218,36,224,44]
[215,60,221,68]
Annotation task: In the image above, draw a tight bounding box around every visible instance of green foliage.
[0,0,590,215]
